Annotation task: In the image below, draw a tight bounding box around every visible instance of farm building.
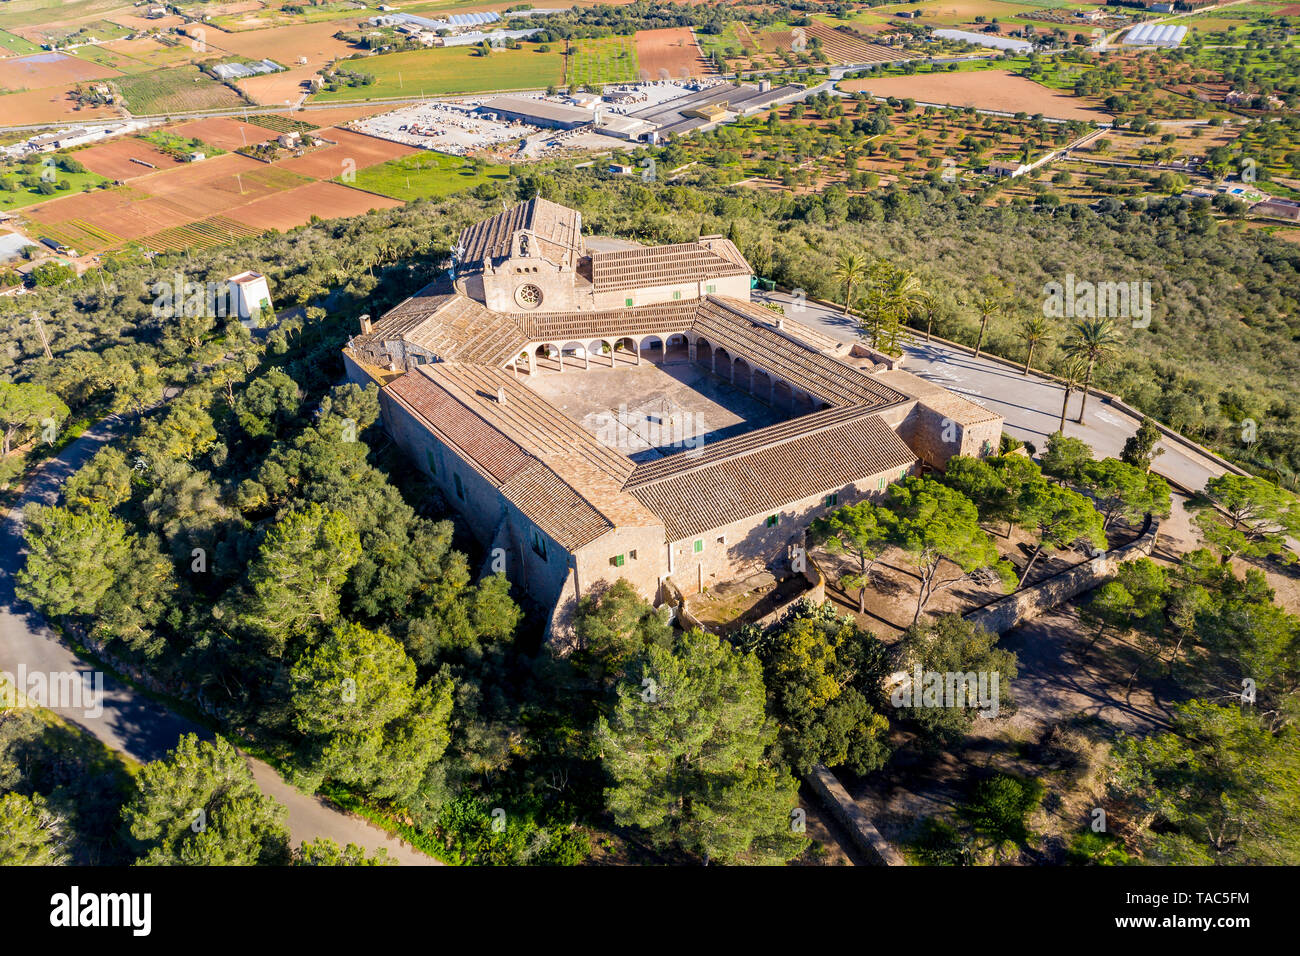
[343,200,1002,643]
[1123,23,1187,47]
[1253,198,1300,222]
[987,158,1029,178]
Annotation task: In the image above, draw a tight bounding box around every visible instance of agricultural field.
[817,0,1084,30]
[841,69,1111,122]
[311,43,567,101]
[0,162,107,212]
[856,50,1229,122]
[176,20,364,70]
[566,35,639,88]
[664,92,1086,199]
[0,29,42,55]
[0,86,118,124]
[15,106,419,256]
[1231,115,1300,198]
[636,27,713,80]
[0,0,130,32]
[170,117,280,151]
[64,137,186,180]
[112,66,248,115]
[341,150,509,202]
[219,179,401,230]
[0,52,119,93]
[75,37,200,75]
[271,127,417,179]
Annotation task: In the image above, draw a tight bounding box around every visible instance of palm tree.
[913,288,948,343]
[832,252,867,316]
[1063,316,1123,425]
[1017,314,1051,375]
[966,278,1007,358]
[1057,356,1089,434]
[880,265,924,356]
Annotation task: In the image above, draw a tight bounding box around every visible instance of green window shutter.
[612,553,625,567]
[625,297,633,307]
[766,514,779,527]
[693,539,703,554]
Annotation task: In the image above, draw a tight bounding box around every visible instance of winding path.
[0,416,440,865]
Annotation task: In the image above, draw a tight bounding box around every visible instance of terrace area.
[523,359,793,464]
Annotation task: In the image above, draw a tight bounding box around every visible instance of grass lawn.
[341,150,509,201]
[312,43,566,101]
[0,29,42,55]
[0,167,108,211]
[565,35,639,88]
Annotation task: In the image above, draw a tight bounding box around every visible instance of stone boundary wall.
[805,763,907,866]
[964,520,1158,636]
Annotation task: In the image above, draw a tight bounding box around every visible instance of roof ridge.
[625,403,878,490]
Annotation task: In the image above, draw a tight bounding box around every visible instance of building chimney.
[775,317,784,330]
[496,386,507,405]
[359,314,372,335]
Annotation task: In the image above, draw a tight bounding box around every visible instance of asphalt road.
[751,289,1231,495]
[0,417,438,865]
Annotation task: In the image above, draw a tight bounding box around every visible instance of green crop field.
[341,151,509,202]
[112,66,246,115]
[565,35,639,88]
[311,43,567,101]
[0,167,108,211]
[0,29,42,55]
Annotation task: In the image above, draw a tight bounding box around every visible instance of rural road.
[0,417,439,865]
[752,289,1232,496]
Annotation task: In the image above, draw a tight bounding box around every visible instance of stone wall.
[964,519,1158,636]
[805,763,907,866]
[666,463,916,595]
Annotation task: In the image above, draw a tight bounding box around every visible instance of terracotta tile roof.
[512,300,698,343]
[386,364,659,551]
[386,371,534,485]
[874,369,1001,426]
[590,241,750,291]
[499,462,614,552]
[627,411,917,541]
[458,197,584,267]
[695,296,908,409]
[358,282,529,365]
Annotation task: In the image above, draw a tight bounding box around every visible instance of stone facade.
[342,199,1004,646]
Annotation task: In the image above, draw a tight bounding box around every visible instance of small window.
[629,549,638,560]
[878,476,885,490]
[454,473,465,500]
[717,535,726,545]
[611,553,625,567]
[624,297,633,307]
[673,290,682,300]
[824,493,838,508]
[765,515,779,528]
[693,539,703,554]
[529,527,547,561]
[706,284,716,293]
